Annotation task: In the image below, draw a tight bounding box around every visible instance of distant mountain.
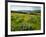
[16,10,32,14]
[11,10,40,14]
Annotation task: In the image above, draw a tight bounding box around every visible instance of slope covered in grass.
[11,11,41,31]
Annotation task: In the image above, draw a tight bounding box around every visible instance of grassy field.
[11,11,41,31]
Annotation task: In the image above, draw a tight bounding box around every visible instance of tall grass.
[11,11,41,31]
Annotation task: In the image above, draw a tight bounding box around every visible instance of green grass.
[11,11,41,31]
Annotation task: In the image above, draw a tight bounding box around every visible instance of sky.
[11,5,41,11]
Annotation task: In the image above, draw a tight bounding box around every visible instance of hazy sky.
[11,5,41,11]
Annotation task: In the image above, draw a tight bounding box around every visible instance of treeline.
[11,10,41,15]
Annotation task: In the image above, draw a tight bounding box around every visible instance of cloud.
[11,5,41,11]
